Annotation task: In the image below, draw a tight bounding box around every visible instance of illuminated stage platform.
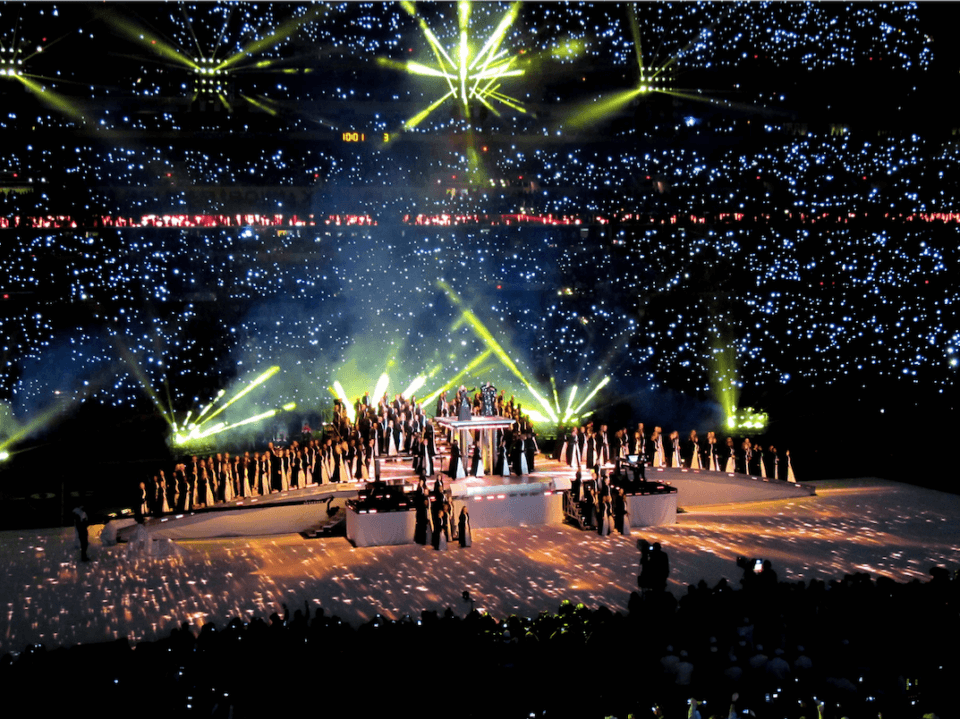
[113,455,812,543]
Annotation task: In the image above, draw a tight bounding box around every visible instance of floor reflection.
[1,478,957,654]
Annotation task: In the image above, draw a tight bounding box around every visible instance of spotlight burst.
[390,1,527,130]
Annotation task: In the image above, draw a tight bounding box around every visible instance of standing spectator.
[73,505,90,562]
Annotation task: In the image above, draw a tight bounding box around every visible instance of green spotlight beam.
[550,376,561,415]
[572,376,611,416]
[240,94,278,116]
[109,334,174,427]
[222,409,276,431]
[563,385,578,422]
[438,281,557,422]
[195,391,224,422]
[201,366,280,426]
[0,364,115,452]
[485,89,527,113]
[0,403,64,453]
[95,10,197,70]
[421,349,493,406]
[404,89,454,129]
[332,381,355,422]
[178,2,205,60]
[469,1,520,73]
[372,372,390,404]
[458,0,471,112]
[216,6,326,71]
[211,4,233,59]
[660,88,788,117]
[627,3,645,80]
[388,1,526,131]
[565,87,644,130]
[13,75,92,124]
[402,375,427,399]
[20,26,82,63]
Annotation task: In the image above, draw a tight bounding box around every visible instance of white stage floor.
[0,477,957,655]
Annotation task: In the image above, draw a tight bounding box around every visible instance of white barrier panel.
[625,492,677,527]
[346,507,417,547]
[460,491,563,528]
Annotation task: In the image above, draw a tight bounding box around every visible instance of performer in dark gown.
[469,444,483,477]
[525,432,538,473]
[458,507,471,547]
[457,386,472,421]
[415,495,430,545]
[448,439,466,479]
[561,427,582,469]
[433,507,449,550]
[494,438,510,476]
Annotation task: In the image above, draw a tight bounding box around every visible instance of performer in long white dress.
[724,437,737,473]
[652,428,665,468]
[240,458,252,497]
[221,458,235,502]
[450,440,467,479]
[157,477,171,514]
[705,433,720,471]
[688,430,702,470]
[386,420,399,457]
[202,466,215,506]
[561,427,582,469]
[281,449,291,491]
[670,431,682,468]
[786,449,796,482]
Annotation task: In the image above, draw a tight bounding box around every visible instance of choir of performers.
[559,420,797,485]
[137,388,798,522]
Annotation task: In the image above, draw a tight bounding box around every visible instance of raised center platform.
[436,415,517,475]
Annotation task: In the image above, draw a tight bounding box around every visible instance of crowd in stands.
[1,560,953,718]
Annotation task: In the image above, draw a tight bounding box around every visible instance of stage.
[113,447,814,542]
